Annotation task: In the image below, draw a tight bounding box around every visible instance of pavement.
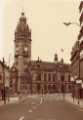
[0,93,42,106]
[65,93,83,108]
[41,93,83,108]
[0,94,29,106]
[0,97,19,106]
[0,93,83,108]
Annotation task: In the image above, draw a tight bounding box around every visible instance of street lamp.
[81,82,83,99]
[63,21,81,104]
[70,77,75,102]
[2,58,6,104]
[76,79,82,104]
[63,22,80,27]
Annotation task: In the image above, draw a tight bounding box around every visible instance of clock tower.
[14,12,32,92]
[15,12,31,63]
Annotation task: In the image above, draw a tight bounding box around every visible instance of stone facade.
[14,12,32,93]
[71,1,83,81]
[29,60,71,94]
[70,1,83,98]
[12,12,71,94]
[79,1,83,80]
[71,41,79,79]
[0,60,10,97]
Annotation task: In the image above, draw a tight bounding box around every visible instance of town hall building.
[10,12,71,94]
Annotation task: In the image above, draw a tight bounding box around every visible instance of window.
[37,73,41,81]
[44,73,47,81]
[61,75,64,82]
[48,73,51,81]
[68,75,70,81]
[53,74,56,81]
[37,83,41,92]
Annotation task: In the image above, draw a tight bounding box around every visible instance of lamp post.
[76,79,82,104]
[70,77,75,102]
[63,21,81,104]
[42,87,44,102]
[62,80,65,100]
[2,58,6,104]
[76,39,81,105]
[81,83,83,98]
[63,22,80,27]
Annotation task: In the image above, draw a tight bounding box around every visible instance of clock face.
[16,47,19,52]
[24,47,28,52]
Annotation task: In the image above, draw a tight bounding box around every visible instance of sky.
[0,0,80,65]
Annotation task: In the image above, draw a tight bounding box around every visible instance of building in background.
[71,41,79,79]
[10,66,18,94]
[0,60,10,99]
[29,58,71,94]
[79,1,83,78]
[11,12,71,94]
[71,1,83,99]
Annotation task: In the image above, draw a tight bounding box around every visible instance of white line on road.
[36,118,56,120]
[28,109,33,112]
[19,116,24,120]
[40,97,43,104]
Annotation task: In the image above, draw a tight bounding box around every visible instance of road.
[0,94,83,120]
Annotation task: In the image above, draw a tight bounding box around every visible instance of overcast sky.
[0,0,80,65]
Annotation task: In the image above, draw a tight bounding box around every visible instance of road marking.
[28,109,33,112]
[19,116,24,120]
[36,118,56,120]
[40,97,43,104]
